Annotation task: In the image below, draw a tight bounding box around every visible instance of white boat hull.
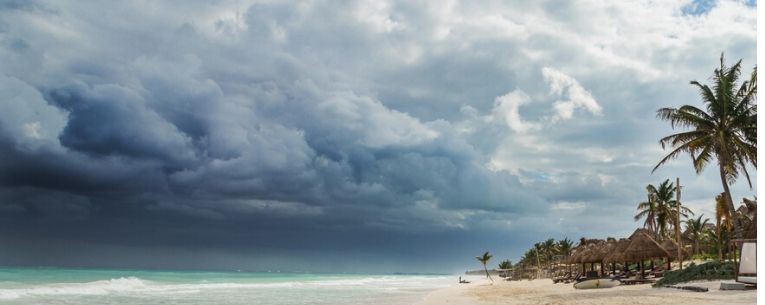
[573,278,621,289]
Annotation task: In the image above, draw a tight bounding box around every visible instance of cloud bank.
[0,0,756,273]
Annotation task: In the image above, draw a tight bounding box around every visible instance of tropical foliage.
[511,237,575,279]
[684,215,710,255]
[507,196,753,280]
[653,54,757,239]
[497,259,512,269]
[634,179,693,240]
[654,261,735,287]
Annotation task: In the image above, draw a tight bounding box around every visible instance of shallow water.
[0,267,454,305]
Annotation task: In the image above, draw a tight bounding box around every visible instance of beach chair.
[737,242,756,285]
[552,273,566,283]
[555,272,572,283]
[648,266,664,278]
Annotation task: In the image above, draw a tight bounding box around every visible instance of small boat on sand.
[573,278,621,289]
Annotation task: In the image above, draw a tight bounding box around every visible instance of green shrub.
[653,261,735,287]
[690,253,717,260]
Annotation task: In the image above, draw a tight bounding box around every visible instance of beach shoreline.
[416,278,756,305]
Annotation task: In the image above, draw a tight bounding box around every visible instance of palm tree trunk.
[484,264,493,282]
[716,218,722,260]
[718,162,741,239]
[695,239,700,256]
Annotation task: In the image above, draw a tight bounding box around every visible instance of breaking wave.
[0,275,452,300]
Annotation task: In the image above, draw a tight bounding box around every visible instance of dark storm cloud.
[0,0,756,272]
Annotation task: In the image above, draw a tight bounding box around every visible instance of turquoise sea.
[0,267,454,305]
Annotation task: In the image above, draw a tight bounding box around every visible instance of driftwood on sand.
[665,285,709,292]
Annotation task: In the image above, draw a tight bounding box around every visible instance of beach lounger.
[553,273,573,283]
[737,242,756,285]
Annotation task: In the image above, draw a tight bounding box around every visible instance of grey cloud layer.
[0,0,756,272]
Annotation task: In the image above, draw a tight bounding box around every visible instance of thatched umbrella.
[571,238,605,275]
[580,241,603,274]
[579,242,609,276]
[744,214,757,239]
[659,238,687,270]
[621,230,670,277]
[603,238,631,274]
[567,246,584,264]
[581,244,599,263]
[604,238,630,263]
[590,238,617,275]
[660,238,687,258]
[574,245,591,274]
[571,245,591,273]
[622,232,669,260]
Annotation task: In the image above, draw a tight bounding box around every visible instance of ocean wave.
[0,275,452,300]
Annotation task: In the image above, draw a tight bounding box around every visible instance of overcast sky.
[0,0,757,273]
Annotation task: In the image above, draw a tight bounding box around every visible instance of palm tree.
[644,180,693,239]
[475,251,494,282]
[542,238,558,275]
[635,191,659,238]
[533,242,544,278]
[557,238,574,257]
[685,215,710,255]
[519,249,536,278]
[498,259,512,269]
[705,226,729,260]
[714,193,732,260]
[654,54,757,239]
[542,238,558,262]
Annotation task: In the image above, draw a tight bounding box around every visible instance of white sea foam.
[0,275,453,300]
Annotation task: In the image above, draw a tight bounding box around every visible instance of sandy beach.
[417,278,756,305]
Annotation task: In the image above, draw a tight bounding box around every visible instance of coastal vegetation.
[653,261,735,287]
[498,260,512,270]
[633,179,693,240]
[653,54,757,239]
[507,193,756,280]
[495,55,756,285]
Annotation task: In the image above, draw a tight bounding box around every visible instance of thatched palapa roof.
[581,243,602,263]
[575,245,593,263]
[586,238,616,263]
[620,229,670,260]
[565,246,584,264]
[659,238,687,258]
[744,215,757,239]
[604,238,631,263]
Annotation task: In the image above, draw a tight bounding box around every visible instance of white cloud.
[490,90,539,133]
[542,67,602,121]
[551,201,588,211]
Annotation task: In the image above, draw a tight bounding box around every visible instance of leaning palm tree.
[475,251,494,282]
[685,215,710,255]
[654,54,757,239]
